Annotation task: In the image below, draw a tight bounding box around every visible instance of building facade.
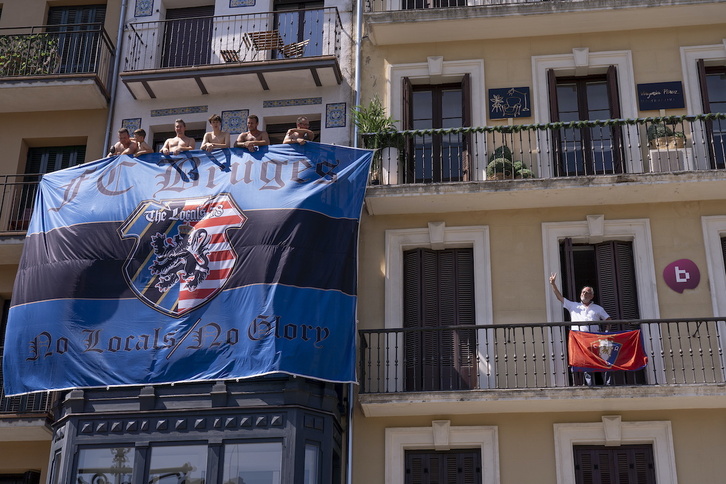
[0,0,356,482]
[355,0,726,483]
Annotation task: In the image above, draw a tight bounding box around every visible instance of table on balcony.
[243,30,284,58]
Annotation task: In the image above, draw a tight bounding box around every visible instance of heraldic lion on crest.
[149,226,211,292]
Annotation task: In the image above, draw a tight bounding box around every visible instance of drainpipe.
[353,0,364,149]
[347,1,364,483]
[102,0,129,158]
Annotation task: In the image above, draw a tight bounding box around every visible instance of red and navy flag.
[568,330,648,372]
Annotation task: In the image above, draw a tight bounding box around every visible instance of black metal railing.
[0,24,114,90]
[124,8,342,72]
[0,174,43,233]
[363,0,695,13]
[0,349,55,415]
[364,113,726,185]
[359,318,726,393]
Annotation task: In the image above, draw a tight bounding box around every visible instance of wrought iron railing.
[359,318,726,393]
[0,349,56,415]
[363,0,702,13]
[124,8,342,72]
[0,24,114,91]
[363,113,726,185]
[0,174,43,234]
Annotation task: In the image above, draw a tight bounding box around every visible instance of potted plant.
[352,97,403,184]
[487,157,515,179]
[513,161,534,179]
[647,122,685,150]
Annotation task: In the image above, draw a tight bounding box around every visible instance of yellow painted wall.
[359,24,725,122]
[358,199,724,328]
[0,441,51,481]
[352,407,726,484]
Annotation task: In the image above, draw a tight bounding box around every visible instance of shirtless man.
[133,129,154,156]
[283,116,315,145]
[108,128,138,156]
[201,114,230,152]
[161,119,196,155]
[234,115,270,151]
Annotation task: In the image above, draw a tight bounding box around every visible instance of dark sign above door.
[488,87,531,120]
[637,81,685,111]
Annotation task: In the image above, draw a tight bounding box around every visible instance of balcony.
[364,113,726,215]
[363,0,726,45]
[121,8,343,100]
[358,318,726,416]
[0,350,56,441]
[0,24,114,112]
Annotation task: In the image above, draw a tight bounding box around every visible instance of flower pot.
[650,136,685,150]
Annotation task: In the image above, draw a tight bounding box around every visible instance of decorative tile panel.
[222,109,249,134]
[230,0,255,6]
[134,0,153,17]
[151,106,208,118]
[263,97,322,108]
[326,102,346,128]
[121,118,142,133]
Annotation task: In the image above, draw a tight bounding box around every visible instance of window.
[574,445,656,484]
[11,146,85,231]
[548,67,624,176]
[403,248,476,391]
[149,445,207,483]
[47,5,107,74]
[74,447,134,484]
[385,224,493,392]
[554,417,676,484]
[274,0,323,58]
[696,61,726,168]
[152,129,204,153]
[161,6,214,68]
[0,472,40,484]
[405,449,481,484]
[385,423,499,484]
[402,76,471,183]
[223,442,282,484]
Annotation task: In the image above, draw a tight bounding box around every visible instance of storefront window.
[222,442,282,484]
[75,447,134,484]
[149,445,207,483]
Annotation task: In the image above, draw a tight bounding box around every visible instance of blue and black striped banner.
[2,143,372,395]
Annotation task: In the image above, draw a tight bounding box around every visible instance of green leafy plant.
[352,97,403,183]
[487,157,515,178]
[0,33,59,77]
[646,123,675,141]
[488,145,513,163]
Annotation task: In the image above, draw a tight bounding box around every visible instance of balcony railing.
[364,113,726,185]
[0,350,55,415]
[124,8,342,72]
[0,174,42,234]
[359,318,726,393]
[0,24,114,90]
[365,0,558,12]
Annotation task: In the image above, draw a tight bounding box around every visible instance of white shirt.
[563,298,610,332]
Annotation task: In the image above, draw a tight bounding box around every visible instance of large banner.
[3,144,372,395]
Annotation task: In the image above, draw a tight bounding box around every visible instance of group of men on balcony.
[107,115,316,158]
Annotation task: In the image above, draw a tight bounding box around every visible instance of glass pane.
[75,447,134,484]
[304,444,320,484]
[412,91,433,127]
[586,81,609,115]
[149,445,206,484]
[222,442,282,484]
[556,83,579,116]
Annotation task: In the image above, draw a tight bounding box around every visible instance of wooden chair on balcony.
[243,30,284,59]
[279,39,310,59]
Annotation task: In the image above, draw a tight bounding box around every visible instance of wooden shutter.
[405,450,482,484]
[402,77,414,183]
[26,146,86,174]
[595,241,639,320]
[403,248,476,391]
[697,58,711,113]
[562,237,577,303]
[574,445,656,484]
[461,73,472,181]
[162,6,215,68]
[721,237,726,275]
[606,65,624,172]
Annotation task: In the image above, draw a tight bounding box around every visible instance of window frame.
[385,224,494,390]
[385,422,499,484]
[542,216,663,386]
[554,417,677,484]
